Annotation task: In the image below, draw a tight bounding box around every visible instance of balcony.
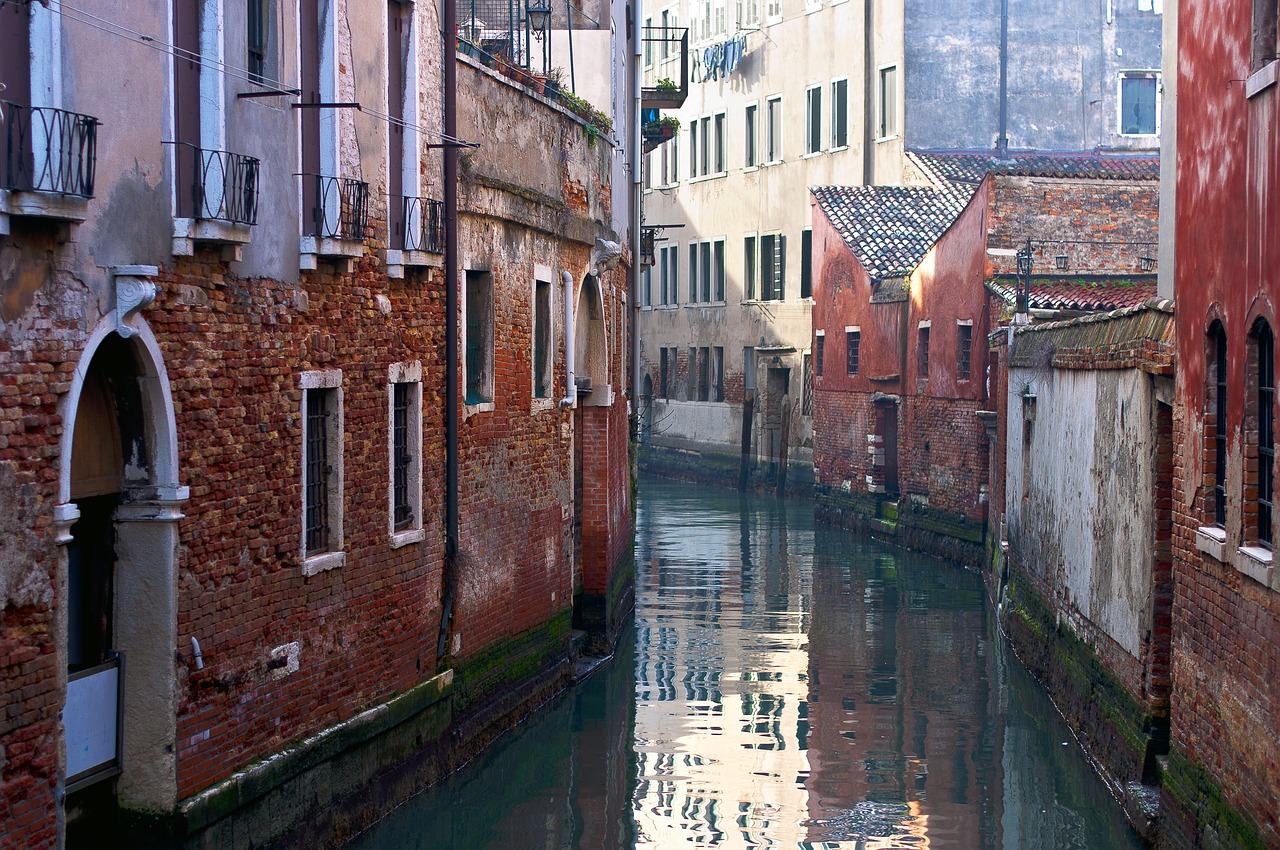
[64,653,123,793]
[172,143,260,260]
[387,195,445,278]
[299,174,369,271]
[641,28,689,109]
[0,101,98,233]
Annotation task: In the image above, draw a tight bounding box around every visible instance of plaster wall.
[1004,366,1155,661]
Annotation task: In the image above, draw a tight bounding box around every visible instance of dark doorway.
[876,401,899,497]
[766,366,790,473]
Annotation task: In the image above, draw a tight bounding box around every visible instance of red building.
[1165,1,1280,845]
[811,152,1158,566]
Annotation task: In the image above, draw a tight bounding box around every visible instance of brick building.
[811,152,1159,566]
[0,1,635,847]
[1160,0,1280,845]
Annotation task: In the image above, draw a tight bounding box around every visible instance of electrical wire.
[47,0,475,148]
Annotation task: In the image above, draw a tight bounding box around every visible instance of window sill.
[766,14,783,25]
[1195,525,1227,562]
[173,218,252,261]
[464,401,495,418]
[875,133,900,144]
[804,3,822,13]
[1246,60,1278,99]
[532,397,557,414]
[743,165,760,173]
[390,528,425,549]
[1117,131,1159,139]
[302,550,345,576]
[0,189,89,235]
[386,248,444,279]
[801,150,824,159]
[1235,544,1274,586]
[300,235,366,272]
[687,301,727,308]
[829,144,849,153]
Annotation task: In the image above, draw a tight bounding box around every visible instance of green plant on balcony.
[655,77,679,93]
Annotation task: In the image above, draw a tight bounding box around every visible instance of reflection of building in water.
[633,506,816,848]
[803,542,999,847]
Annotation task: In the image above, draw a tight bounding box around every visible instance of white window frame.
[713,112,727,174]
[877,63,899,141]
[388,362,424,547]
[533,269,557,406]
[830,76,849,150]
[744,101,759,169]
[300,369,345,575]
[804,84,823,155]
[765,95,783,164]
[660,243,680,306]
[1117,70,1162,137]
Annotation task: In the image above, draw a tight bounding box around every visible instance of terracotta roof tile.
[811,185,968,279]
[987,275,1157,312]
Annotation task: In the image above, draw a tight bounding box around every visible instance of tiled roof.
[812,185,969,279]
[907,149,1160,190]
[1007,298,1174,372]
[987,275,1157,312]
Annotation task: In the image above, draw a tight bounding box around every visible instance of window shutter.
[776,235,787,300]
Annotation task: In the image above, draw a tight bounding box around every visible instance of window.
[744,235,758,300]
[300,370,344,573]
[534,280,553,398]
[713,0,726,34]
[918,324,930,379]
[766,96,782,163]
[739,0,760,27]
[700,242,712,302]
[643,150,653,190]
[767,0,781,19]
[815,331,825,377]
[743,347,756,392]
[668,348,679,397]
[802,353,813,415]
[687,347,699,400]
[713,239,726,301]
[714,113,726,173]
[698,347,711,401]
[745,104,759,167]
[689,121,699,177]
[642,266,652,307]
[1022,397,1036,502]
[465,271,494,405]
[667,135,681,184]
[761,233,785,300]
[830,78,848,148]
[713,347,724,401]
[800,228,812,298]
[660,348,671,397]
[700,116,711,176]
[1118,72,1159,136]
[1259,322,1276,546]
[660,244,679,305]
[248,0,277,85]
[878,65,898,139]
[689,244,700,303]
[846,327,860,375]
[805,85,822,154]
[957,322,973,381]
[1253,0,1278,71]
[644,16,654,67]
[388,363,423,544]
[1210,322,1228,526]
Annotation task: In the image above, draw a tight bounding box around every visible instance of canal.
[347,476,1142,849]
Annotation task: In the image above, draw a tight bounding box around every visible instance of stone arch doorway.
[57,320,184,839]
[575,274,608,405]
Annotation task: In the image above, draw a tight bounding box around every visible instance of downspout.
[630,0,642,408]
[862,0,874,185]
[438,0,460,670]
[997,0,1009,155]
[560,271,577,408]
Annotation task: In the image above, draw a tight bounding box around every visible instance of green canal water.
[346,476,1143,849]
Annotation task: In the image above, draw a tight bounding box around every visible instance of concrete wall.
[905,0,1164,152]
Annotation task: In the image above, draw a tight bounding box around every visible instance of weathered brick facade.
[1164,0,1280,845]
[0,3,635,846]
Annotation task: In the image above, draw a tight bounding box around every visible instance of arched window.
[1209,322,1228,527]
[1253,320,1274,547]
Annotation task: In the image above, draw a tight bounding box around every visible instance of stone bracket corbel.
[112,265,160,339]
[590,237,623,276]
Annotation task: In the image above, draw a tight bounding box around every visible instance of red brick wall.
[1170,0,1280,843]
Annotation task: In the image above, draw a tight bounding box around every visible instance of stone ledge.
[1234,544,1273,587]
[1194,526,1226,563]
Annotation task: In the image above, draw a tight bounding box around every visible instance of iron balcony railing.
[304,174,369,241]
[175,143,260,226]
[402,196,445,254]
[1,100,99,198]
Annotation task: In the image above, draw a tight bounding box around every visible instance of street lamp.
[1016,238,1034,318]
[526,0,552,37]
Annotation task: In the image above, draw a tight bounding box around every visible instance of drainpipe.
[862,0,874,185]
[630,0,642,408]
[560,270,577,408]
[438,0,460,670]
[997,0,1009,156]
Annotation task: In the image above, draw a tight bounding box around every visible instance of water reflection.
[346,477,1140,850]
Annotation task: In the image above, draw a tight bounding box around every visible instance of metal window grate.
[846,330,860,376]
[958,325,973,381]
[305,388,332,555]
[919,327,930,379]
[1213,326,1228,527]
[392,383,412,530]
[1260,325,1274,547]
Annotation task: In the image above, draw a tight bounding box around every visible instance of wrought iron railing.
[402,196,445,253]
[175,143,260,225]
[305,174,369,241]
[1,101,98,197]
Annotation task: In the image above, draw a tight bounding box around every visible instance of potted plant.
[643,114,680,142]
[545,67,565,100]
[655,77,679,95]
